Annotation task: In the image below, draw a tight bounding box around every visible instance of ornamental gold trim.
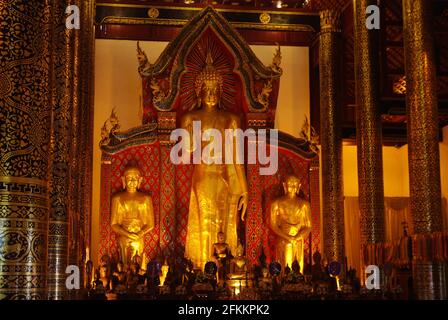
[0,202,48,209]
[97,3,202,10]
[100,16,315,32]
[0,288,45,292]
[96,3,320,16]
[0,176,48,187]
[232,22,314,32]
[100,17,187,26]
[217,8,319,16]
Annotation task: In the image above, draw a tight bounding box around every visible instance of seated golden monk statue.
[228,243,248,280]
[181,53,248,270]
[269,175,311,272]
[111,166,155,266]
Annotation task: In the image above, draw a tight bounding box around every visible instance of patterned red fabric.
[246,162,263,264]
[174,164,193,258]
[99,161,112,261]
[159,146,176,257]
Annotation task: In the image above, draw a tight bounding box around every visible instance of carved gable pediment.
[138,6,282,126]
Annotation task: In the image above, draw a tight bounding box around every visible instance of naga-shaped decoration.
[150,78,167,107]
[100,108,121,147]
[300,116,319,153]
[256,79,273,110]
[137,41,153,75]
[269,43,282,74]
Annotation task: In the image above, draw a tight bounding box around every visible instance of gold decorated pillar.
[47,1,75,300]
[0,1,53,300]
[319,10,345,267]
[353,0,385,251]
[403,0,446,300]
[0,0,95,300]
[47,0,95,300]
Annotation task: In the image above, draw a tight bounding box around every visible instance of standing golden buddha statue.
[111,166,155,266]
[212,231,232,283]
[181,53,248,270]
[270,175,311,272]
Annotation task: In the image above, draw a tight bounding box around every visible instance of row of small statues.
[80,250,378,300]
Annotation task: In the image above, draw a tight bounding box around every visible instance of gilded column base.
[413,261,447,300]
[0,177,49,300]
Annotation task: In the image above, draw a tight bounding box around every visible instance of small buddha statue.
[85,260,94,290]
[159,259,169,286]
[126,261,142,291]
[228,243,248,280]
[284,265,291,277]
[100,253,110,265]
[146,260,161,293]
[259,268,272,291]
[311,251,326,283]
[112,261,126,289]
[98,265,110,291]
[132,253,142,267]
[269,175,312,272]
[212,231,232,284]
[182,260,196,290]
[290,259,305,283]
[83,247,95,290]
[111,166,155,266]
[192,270,214,293]
[291,260,301,275]
[93,275,107,299]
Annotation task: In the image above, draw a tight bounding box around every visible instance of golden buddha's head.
[195,52,223,109]
[217,231,225,243]
[262,267,269,278]
[283,175,301,197]
[236,243,244,257]
[122,166,143,192]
